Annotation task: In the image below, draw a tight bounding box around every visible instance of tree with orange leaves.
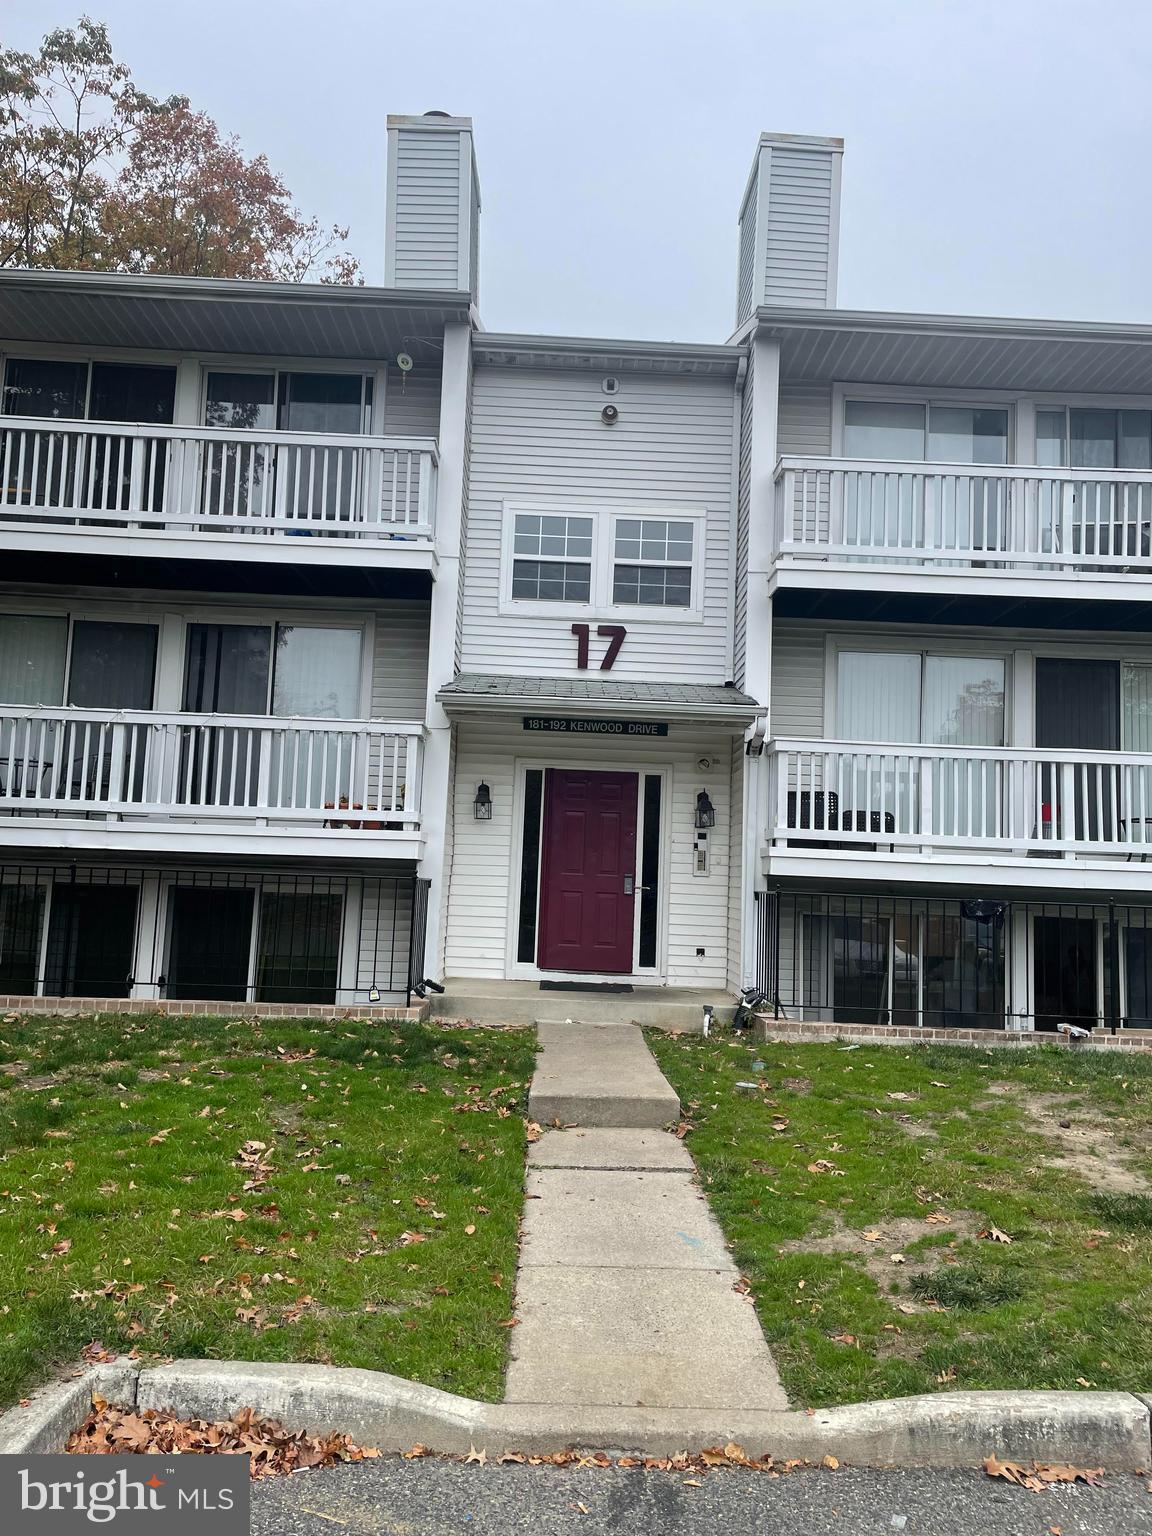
[0,17,360,282]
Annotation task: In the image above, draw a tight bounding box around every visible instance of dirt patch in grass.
[782,1076,812,1096]
[776,1210,982,1309]
[984,1084,1152,1194]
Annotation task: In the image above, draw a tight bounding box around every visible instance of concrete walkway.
[509,1022,787,1412]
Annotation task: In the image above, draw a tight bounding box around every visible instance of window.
[204,371,373,435]
[843,399,1009,464]
[1036,407,1152,470]
[0,615,68,706]
[805,906,1005,1029]
[503,506,703,617]
[2,358,175,424]
[836,651,1005,746]
[511,514,593,601]
[611,518,694,606]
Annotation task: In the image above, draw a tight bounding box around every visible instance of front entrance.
[538,769,638,973]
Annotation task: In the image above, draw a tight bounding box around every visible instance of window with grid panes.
[611,517,694,606]
[510,513,593,601]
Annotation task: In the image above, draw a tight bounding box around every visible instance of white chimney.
[736,133,843,324]
[384,113,480,300]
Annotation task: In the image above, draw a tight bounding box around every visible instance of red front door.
[538,769,638,973]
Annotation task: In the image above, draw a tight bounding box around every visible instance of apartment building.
[1,114,1150,1035]
[740,136,1152,1034]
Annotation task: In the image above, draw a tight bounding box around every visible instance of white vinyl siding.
[770,626,826,737]
[778,382,833,456]
[385,123,477,293]
[733,361,754,687]
[461,366,735,680]
[736,181,757,327]
[382,364,441,440]
[370,601,430,720]
[764,148,837,308]
[355,877,414,999]
[727,735,744,990]
[443,721,733,986]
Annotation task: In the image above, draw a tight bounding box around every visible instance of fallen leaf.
[822,1454,840,1470]
[979,1225,1013,1244]
[464,1445,487,1466]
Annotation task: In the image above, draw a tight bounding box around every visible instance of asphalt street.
[250,1459,1152,1535]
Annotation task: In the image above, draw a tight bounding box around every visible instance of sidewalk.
[510,1021,787,1411]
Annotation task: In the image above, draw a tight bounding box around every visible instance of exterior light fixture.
[694,790,715,830]
[368,985,381,1004]
[474,782,493,820]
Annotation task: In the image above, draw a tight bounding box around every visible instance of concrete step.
[428,978,733,1031]
[527,1021,681,1130]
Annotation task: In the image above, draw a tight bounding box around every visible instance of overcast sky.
[6,0,1150,341]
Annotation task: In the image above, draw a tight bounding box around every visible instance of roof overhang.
[0,269,471,362]
[753,305,1152,394]
[438,674,761,728]
[474,333,743,377]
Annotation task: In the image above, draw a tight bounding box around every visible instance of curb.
[0,1360,1148,1471]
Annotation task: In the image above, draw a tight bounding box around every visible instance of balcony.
[0,706,424,858]
[0,418,437,566]
[767,738,1152,884]
[773,457,1152,595]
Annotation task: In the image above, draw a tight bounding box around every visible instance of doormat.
[539,981,634,995]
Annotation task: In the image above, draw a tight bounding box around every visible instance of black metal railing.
[407,876,431,1006]
[755,886,1152,1033]
[0,861,421,1006]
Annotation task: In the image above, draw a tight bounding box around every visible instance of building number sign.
[571,623,626,670]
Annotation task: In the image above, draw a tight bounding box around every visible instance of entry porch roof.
[437,673,760,726]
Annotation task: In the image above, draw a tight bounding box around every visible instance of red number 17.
[571,623,626,670]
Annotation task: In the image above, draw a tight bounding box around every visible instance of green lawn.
[648,1031,1152,1407]
[0,1013,535,1409]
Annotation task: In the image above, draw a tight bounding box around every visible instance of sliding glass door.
[835,651,1006,838]
[180,624,272,805]
[1036,408,1152,560]
[805,906,1005,1028]
[2,358,175,516]
[0,615,158,804]
[203,371,373,526]
[165,887,255,1002]
[842,399,1010,552]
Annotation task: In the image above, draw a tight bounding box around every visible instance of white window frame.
[824,634,1014,745]
[831,383,1021,463]
[498,501,706,622]
[0,598,374,721]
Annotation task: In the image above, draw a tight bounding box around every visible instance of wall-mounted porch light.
[694,790,715,830]
[473,782,493,820]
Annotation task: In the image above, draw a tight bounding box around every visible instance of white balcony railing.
[0,707,424,830]
[0,418,437,542]
[774,456,1152,571]
[769,738,1152,858]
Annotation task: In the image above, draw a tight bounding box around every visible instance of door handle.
[623,875,634,895]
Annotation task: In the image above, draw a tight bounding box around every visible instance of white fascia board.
[436,693,760,728]
[769,562,1152,606]
[0,266,472,312]
[0,823,425,861]
[0,528,438,573]
[755,304,1152,347]
[762,847,1152,895]
[474,334,743,371]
